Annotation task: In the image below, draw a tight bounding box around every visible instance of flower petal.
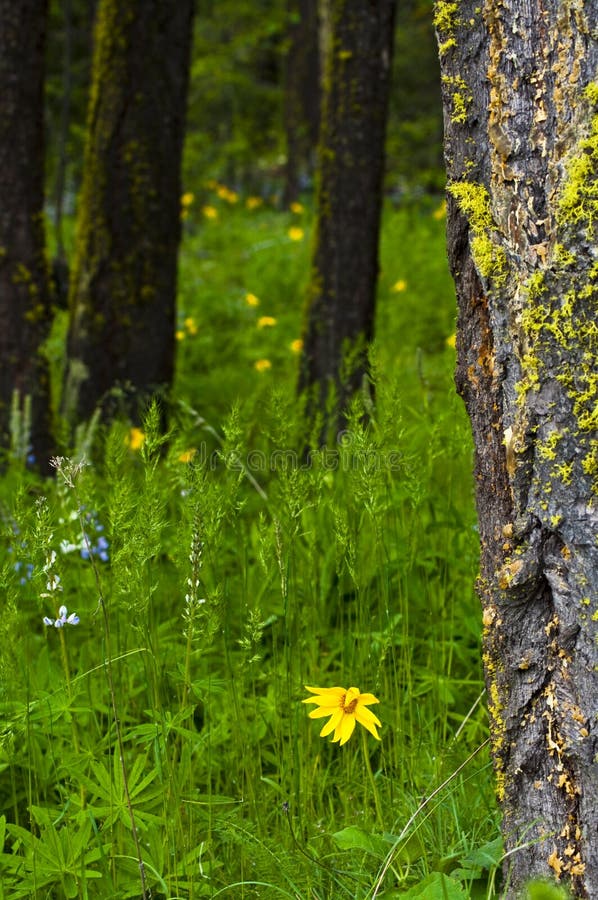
[355,709,381,740]
[320,708,343,738]
[304,686,345,696]
[309,706,338,719]
[355,692,379,706]
[355,704,382,727]
[336,714,356,745]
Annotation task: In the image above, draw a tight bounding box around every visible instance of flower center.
[342,697,358,715]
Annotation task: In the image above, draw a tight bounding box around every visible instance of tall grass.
[0,192,501,898]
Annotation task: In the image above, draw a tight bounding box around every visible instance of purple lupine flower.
[44,605,80,628]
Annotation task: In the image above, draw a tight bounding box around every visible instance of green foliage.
[0,202,499,897]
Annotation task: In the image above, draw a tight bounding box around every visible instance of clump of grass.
[0,197,501,898]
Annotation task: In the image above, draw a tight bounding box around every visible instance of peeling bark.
[437,0,598,895]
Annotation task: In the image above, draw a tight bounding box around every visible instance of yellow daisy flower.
[288,226,304,241]
[127,427,145,451]
[202,205,218,220]
[290,201,304,214]
[176,329,185,341]
[245,292,260,307]
[391,279,407,293]
[257,315,277,328]
[432,200,447,220]
[184,317,198,335]
[255,359,272,372]
[181,192,194,207]
[246,196,263,210]
[303,685,381,745]
[290,338,303,353]
[179,448,197,463]
[446,333,457,349]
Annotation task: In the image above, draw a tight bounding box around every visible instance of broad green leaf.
[332,826,387,857]
[401,872,468,899]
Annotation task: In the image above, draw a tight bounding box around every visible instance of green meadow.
[0,190,502,898]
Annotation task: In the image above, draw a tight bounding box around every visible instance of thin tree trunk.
[283,0,320,206]
[298,0,396,440]
[0,0,53,471]
[64,0,195,424]
[437,0,598,895]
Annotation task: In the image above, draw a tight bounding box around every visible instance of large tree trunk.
[64,0,195,424]
[298,0,396,439]
[0,0,53,471]
[282,0,321,206]
[436,0,597,895]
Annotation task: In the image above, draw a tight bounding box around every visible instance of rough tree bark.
[0,0,53,470]
[298,0,396,438]
[436,0,597,895]
[64,0,195,424]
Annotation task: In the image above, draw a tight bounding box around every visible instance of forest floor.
[0,191,502,898]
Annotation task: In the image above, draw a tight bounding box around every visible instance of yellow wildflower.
[245,292,260,307]
[446,333,457,349]
[184,317,198,335]
[181,192,194,207]
[290,338,303,354]
[303,686,381,745]
[257,316,276,328]
[202,205,218,220]
[127,427,145,451]
[255,359,272,372]
[246,196,263,210]
[175,330,185,341]
[290,201,304,214]
[288,226,304,241]
[179,448,197,463]
[433,200,447,220]
[391,279,407,293]
[216,185,238,203]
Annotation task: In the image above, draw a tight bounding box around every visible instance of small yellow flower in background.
[127,427,145,451]
[176,329,185,341]
[433,200,447,220]
[290,338,303,354]
[303,685,381,746]
[179,448,197,463]
[245,292,260,307]
[290,201,304,214]
[392,279,407,293]
[246,196,263,210]
[181,192,195,207]
[255,359,272,372]
[205,178,218,190]
[257,315,277,328]
[184,317,198,336]
[446,333,457,349]
[216,184,238,203]
[202,205,218,220]
[288,226,304,242]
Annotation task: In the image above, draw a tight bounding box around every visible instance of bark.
[298,0,396,439]
[0,0,53,471]
[283,0,321,205]
[436,0,598,895]
[64,0,195,424]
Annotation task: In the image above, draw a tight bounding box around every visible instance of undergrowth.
[0,193,502,898]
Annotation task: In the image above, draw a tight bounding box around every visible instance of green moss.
[434,2,460,56]
[558,83,598,233]
[449,181,507,281]
[442,75,472,124]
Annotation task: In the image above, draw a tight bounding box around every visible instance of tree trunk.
[0,0,53,471]
[282,0,321,206]
[298,0,396,439]
[436,0,597,895]
[64,0,195,424]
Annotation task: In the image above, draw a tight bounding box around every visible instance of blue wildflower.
[44,605,79,628]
